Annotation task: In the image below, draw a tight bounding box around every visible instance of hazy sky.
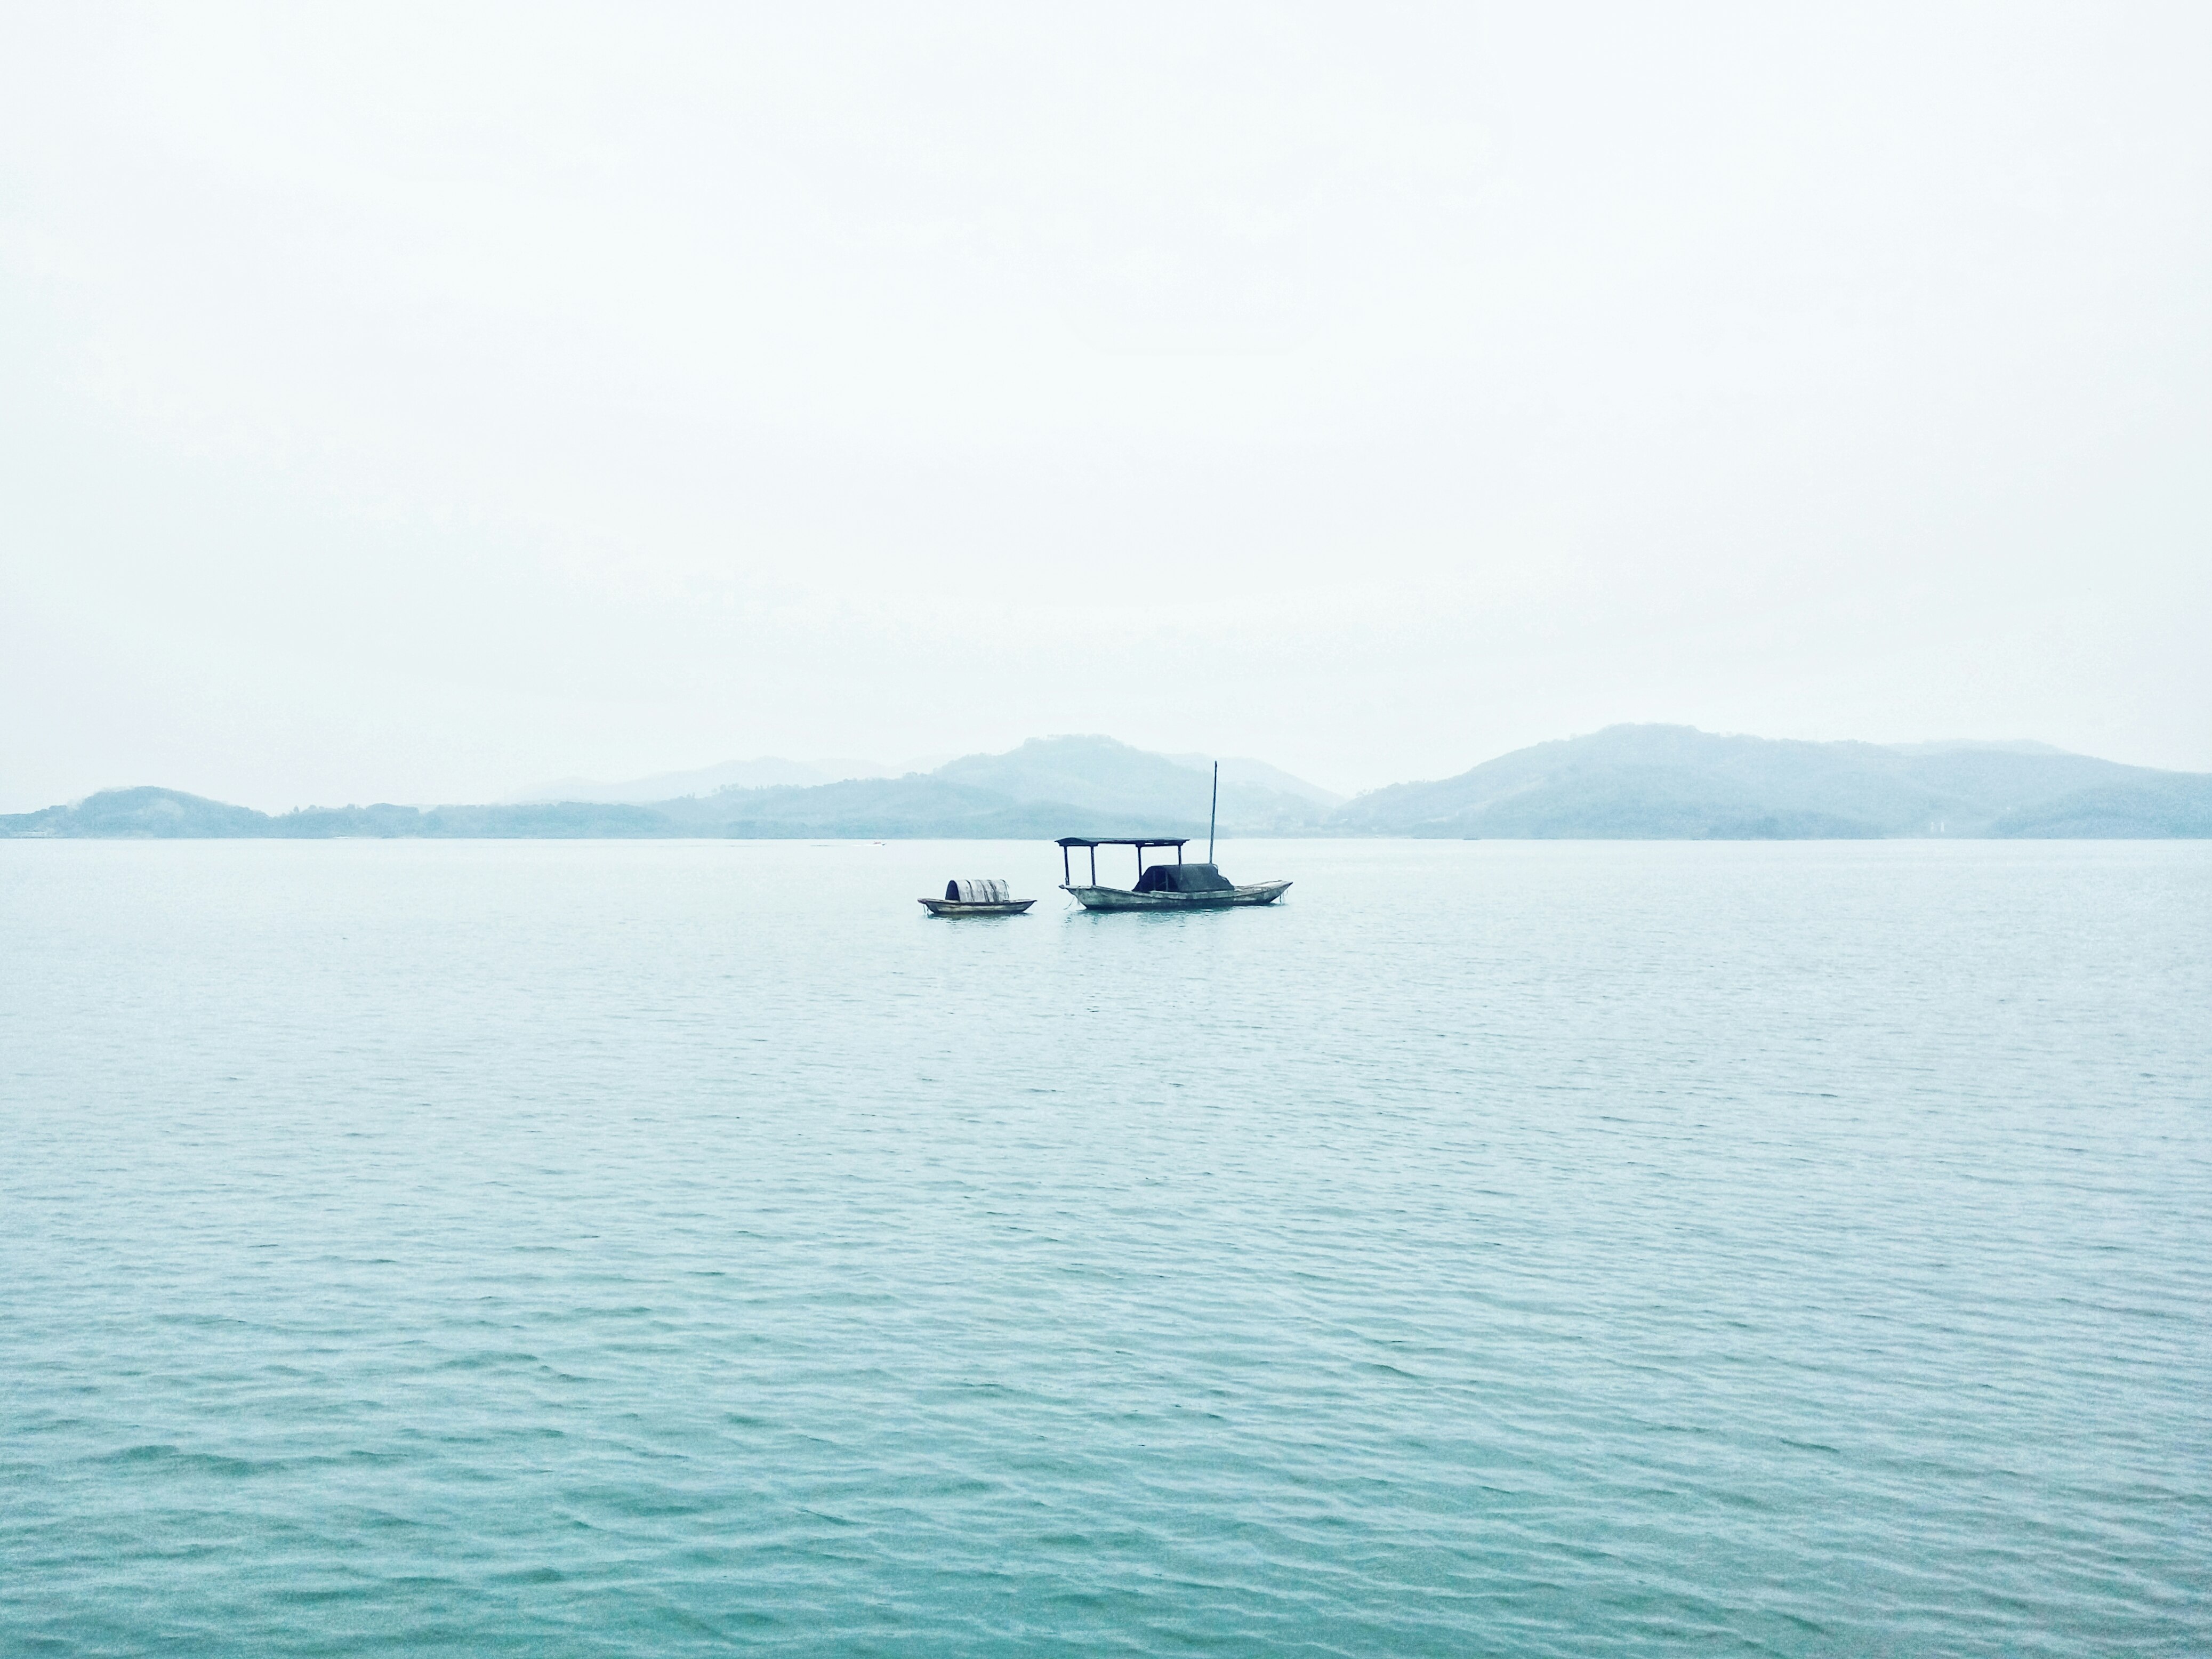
[4,2,2208,810]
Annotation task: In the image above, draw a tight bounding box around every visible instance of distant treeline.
[7,728,2211,839]
[0,784,1107,841]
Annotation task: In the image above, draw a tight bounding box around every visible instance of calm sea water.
[3,838,2208,1656]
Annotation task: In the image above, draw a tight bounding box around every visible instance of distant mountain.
[0,788,686,839]
[506,758,831,802]
[0,760,1203,843]
[1165,752,1345,807]
[936,736,1331,832]
[1987,776,2212,837]
[651,777,1093,839]
[1331,725,2212,839]
[0,786,274,838]
[1883,739,2073,758]
[10,728,2208,839]
[503,755,927,803]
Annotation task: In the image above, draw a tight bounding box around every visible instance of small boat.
[920,878,1035,917]
[1057,763,1291,912]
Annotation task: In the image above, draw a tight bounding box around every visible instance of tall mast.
[1208,761,1218,863]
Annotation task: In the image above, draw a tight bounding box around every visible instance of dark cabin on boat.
[1134,862,1233,893]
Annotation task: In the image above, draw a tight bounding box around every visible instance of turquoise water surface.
[4,838,2208,1655]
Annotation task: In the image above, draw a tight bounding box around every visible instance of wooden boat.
[920,877,1035,917]
[1060,862,1291,911]
[1056,764,1290,913]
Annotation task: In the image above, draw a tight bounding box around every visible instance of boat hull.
[919,898,1036,917]
[1063,880,1290,912]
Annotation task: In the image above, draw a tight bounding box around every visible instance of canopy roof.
[1055,836,1188,849]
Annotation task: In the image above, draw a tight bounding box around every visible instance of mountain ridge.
[1327,723,2206,838]
[7,728,2208,839]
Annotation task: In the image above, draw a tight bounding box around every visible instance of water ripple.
[3,838,2208,1655]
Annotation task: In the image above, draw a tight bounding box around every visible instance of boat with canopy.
[1057,763,1290,912]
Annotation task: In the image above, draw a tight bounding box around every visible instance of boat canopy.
[1057,836,1189,887]
[1134,862,1233,894]
[945,879,1011,903]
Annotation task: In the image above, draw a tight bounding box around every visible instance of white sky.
[4,2,2208,810]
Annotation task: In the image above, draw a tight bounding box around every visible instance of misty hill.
[506,757,835,803]
[1883,739,2072,759]
[641,737,1307,838]
[1986,774,2212,837]
[10,728,2209,840]
[0,786,275,838]
[0,787,690,839]
[503,754,929,803]
[1332,726,2212,839]
[1166,753,1346,808]
[0,739,1251,842]
[0,775,1216,843]
[934,736,1332,832]
[650,777,1093,839]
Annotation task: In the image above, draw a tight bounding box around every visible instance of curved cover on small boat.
[946,878,1011,903]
